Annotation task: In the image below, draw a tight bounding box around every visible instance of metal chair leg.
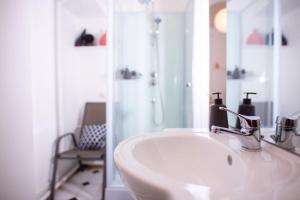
[77,155,84,171]
[102,153,106,200]
[49,157,58,200]
[78,160,83,167]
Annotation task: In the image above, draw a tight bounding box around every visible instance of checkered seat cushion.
[78,124,106,150]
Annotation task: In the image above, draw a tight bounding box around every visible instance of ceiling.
[228,0,300,16]
[227,0,254,12]
[62,0,108,18]
[281,0,300,16]
[60,0,300,18]
[116,0,191,12]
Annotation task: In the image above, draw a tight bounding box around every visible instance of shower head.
[138,0,152,5]
[152,17,162,34]
[155,17,162,24]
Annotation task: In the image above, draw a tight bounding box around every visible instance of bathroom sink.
[114,130,300,200]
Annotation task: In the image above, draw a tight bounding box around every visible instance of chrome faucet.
[211,107,262,151]
[271,111,300,150]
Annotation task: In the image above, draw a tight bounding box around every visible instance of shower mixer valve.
[150,72,158,86]
[151,72,158,78]
[150,79,157,86]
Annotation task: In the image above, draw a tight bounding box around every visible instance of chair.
[49,102,106,200]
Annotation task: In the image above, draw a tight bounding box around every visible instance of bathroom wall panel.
[0,0,36,199]
[30,0,58,198]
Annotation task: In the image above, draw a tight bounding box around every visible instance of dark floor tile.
[82,181,90,186]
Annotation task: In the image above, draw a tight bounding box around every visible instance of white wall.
[0,0,106,198]
[0,0,58,198]
[209,1,227,103]
[210,28,226,100]
[0,1,36,199]
[32,0,108,197]
[58,4,108,135]
[192,0,210,128]
[30,0,58,198]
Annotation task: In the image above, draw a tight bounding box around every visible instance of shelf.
[245,44,268,46]
[243,44,288,48]
[243,44,273,49]
[72,45,107,59]
[74,45,106,49]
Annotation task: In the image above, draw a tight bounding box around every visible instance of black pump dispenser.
[213,92,223,105]
[243,92,256,105]
[209,92,228,131]
[236,92,257,129]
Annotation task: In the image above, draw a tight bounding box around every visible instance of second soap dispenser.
[209,92,228,131]
[236,92,257,129]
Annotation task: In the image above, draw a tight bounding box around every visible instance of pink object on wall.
[99,32,106,46]
[246,30,264,45]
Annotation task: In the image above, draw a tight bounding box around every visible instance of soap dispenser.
[209,92,228,131]
[236,92,257,129]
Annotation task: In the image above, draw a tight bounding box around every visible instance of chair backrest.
[82,102,106,126]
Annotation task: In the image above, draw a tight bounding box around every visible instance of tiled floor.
[54,167,103,200]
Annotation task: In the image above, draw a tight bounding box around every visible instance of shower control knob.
[150,79,157,86]
[186,82,192,88]
[151,72,158,78]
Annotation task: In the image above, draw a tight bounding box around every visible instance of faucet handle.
[289,110,300,119]
[277,111,300,128]
[276,116,298,129]
[219,107,260,130]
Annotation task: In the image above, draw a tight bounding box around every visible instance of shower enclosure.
[106,0,209,198]
[114,5,192,134]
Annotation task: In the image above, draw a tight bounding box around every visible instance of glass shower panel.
[111,0,194,185]
[227,0,274,127]
[184,0,194,128]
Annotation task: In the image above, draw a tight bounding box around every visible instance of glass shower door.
[114,14,193,135]
[110,0,195,186]
[183,0,194,128]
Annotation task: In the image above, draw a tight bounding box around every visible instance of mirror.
[210,0,300,155]
[226,0,274,128]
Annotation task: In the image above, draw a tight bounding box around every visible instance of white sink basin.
[114,131,300,200]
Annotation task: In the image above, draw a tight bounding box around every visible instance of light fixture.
[214,8,227,33]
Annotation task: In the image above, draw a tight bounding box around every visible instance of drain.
[227,155,233,166]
